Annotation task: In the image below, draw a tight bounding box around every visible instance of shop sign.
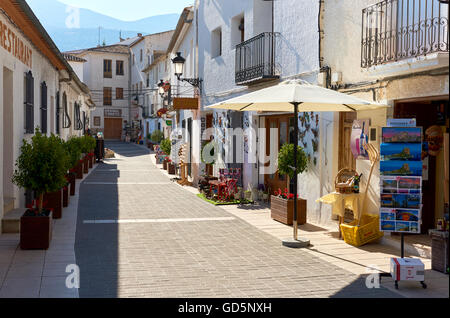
[0,18,33,68]
[173,97,199,110]
[104,109,122,118]
[166,120,172,126]
[387,118,417,127]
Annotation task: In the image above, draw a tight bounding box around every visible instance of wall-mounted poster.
[382,127,422,143]
[351,119,370,160]
[380,161,423,176]
[380,143,422,161]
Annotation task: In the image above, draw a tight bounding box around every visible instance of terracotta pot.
[44,190,63,219]
[271,195,307,226]
[63,185,70,208]
[20,211,53,250]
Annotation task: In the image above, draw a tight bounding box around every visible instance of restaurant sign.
[0,18,33,68]
[173,97,199,110]
[104,109,122,118]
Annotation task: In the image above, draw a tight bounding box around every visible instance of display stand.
[379,124,427,290]
[177,143,192,187]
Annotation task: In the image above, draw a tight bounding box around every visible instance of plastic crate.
[340,214,384,247]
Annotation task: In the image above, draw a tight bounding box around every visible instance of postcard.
[396,209,420,222]
[381,176,398,190]
[382,127,422,143]
[380,161,423,176]
[380,194,421,209]
[380,221,396,232]
[395,221,411,232]
[397,177,422,190]
[409,222,420,233]
[380,143,422,161]
[380,209,396,221]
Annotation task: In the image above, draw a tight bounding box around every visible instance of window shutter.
[56,91,60,134]
[40,81,48,134]
[24,71,34,134]
[62,92,71,128]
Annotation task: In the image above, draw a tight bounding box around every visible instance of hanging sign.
[166,120,172,126]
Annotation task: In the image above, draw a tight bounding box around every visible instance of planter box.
[75,161,83,179]
[63,186,70,208]
[44,190,63,219]
[271,195,307,226]
[88,154,93,169]
[163,159,168,170]
[83,156,89,173]
[168,163,176,175]
[20,211,53,250]
[68,173,76,196]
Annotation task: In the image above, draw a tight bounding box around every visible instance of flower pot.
[88,154,93,169]
[20,210,53,250]
[271,195,307,226]
[163,159,169,170]
[44,190,63,219]
[75,161,83,179]
[68,173,76,196]
[63,185,70,208]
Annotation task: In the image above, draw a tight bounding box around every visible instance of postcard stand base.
[379,233,427,290]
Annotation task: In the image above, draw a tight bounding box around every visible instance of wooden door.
[264,115,294,193]
[104,118,123,140]
[339,112,357,171]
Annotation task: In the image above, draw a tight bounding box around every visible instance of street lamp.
[171,52,202,89]
[158,80,165,98]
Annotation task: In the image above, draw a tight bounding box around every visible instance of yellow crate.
[340,215,384,247]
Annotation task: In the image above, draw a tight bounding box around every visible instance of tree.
[12,129,69,213]
[277,143,308,180]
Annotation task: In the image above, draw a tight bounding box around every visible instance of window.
[211,27,222,58]
[24,71,34,134]
[94,116,101,127]
[56,91,60,134]
[132,54,135,65]
[74,102,83,131]
[231,14,245,48]
[140,82,143,93]
[116,87,124,100]
[140,49,143,62]
[62,92,71,129]
[103,87,112,105]
[40,81,48,134]
[104,59,112,78]
[116,60,124,75]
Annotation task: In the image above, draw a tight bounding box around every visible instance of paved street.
[74,142,401,298]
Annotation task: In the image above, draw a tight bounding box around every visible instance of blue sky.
[58,0,194,21]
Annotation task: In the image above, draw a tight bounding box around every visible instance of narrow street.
[75,142,400,298]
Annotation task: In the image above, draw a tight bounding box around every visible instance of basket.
[335,168,358,194]
[340,214,384,247]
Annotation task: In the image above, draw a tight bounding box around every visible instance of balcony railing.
[361,0,448,68]
[235,32,280,85]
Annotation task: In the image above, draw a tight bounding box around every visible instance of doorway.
[264,114,295,193]
[338,112,357,171]
[104,118,123,140]
[3,67,14,206]
[394,97,449,234]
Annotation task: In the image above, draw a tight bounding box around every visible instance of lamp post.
[172,52,202,90]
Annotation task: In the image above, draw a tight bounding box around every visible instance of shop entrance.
[338,112,357,171]
[3,67,14,208]
[264,115,295,193]
[394,97,449,234]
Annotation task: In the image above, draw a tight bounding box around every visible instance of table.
[316,192,363,239]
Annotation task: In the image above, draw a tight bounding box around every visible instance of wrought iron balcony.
[235,32,280,85]
[361,0,449,68]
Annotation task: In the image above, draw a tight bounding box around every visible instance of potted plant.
[160,138,172,170]
[65,137,82,194]
[271,143,308,225]
[244,190,253,201]
[12,129,68,249]
[79,135,94,173]
[151,130,164,145]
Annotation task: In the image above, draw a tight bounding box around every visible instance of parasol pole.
[282,102,310,248]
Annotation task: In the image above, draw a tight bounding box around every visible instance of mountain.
[26,0,178,51]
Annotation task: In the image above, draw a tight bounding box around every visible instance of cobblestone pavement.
[75,142,401,298]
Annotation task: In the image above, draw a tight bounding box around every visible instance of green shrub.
[151,130,164,144]
[79,135,96,154]
[160,138,172,155]
[65,136,82,169]
[277,143,308,179]
[12,129,69,212]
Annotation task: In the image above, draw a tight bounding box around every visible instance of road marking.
[83,217,236,224]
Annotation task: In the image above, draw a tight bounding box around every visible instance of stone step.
[3,197,15,214]
[1,208,25,234]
